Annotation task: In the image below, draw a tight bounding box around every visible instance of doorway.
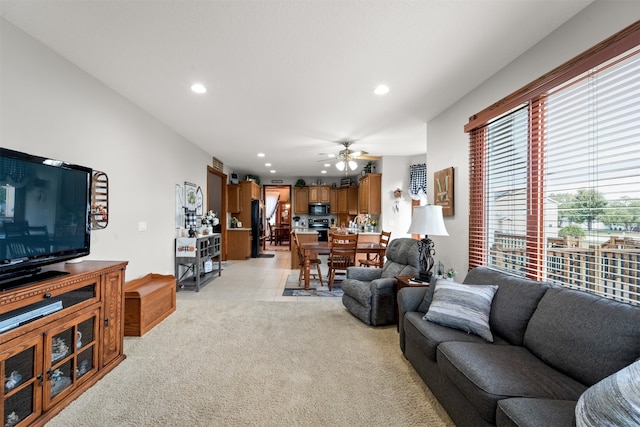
[263,185,291,250]
[207,166,227,259]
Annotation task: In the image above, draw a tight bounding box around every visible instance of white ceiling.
[0,0,592,178]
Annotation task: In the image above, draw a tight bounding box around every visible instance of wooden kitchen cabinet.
[347,186,359,215]
[338,188,348,213]
[227,229,251,259]
[294,187,309,214]
[227,184,242,213]
[358,173,381,215]
[330,188,339,213]
[338,186,359,214]
[308,185,330,204]
[244,180,261,201]
[336,186,359,227]
[229,181,261,227]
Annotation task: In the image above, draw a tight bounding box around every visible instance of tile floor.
[175,246,341,304]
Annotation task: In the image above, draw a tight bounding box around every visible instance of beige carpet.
[46,300,454,426]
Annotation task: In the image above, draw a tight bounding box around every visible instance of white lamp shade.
[336,161,346,171]
[348,160,358,170]
[407,205,449,236]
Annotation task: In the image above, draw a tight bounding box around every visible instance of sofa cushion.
[463,266,550,345]
[380,238,419,279]
[403,311,489,361]
[575,360,640,427]
[496,398,577,427]
[424,280,498,342]
[524,286,640,386]
[437,342,587,424]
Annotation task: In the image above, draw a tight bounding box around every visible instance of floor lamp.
[407,204,449,282]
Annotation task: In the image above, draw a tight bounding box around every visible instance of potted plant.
[446,268,457,281]
[231,217,238,228]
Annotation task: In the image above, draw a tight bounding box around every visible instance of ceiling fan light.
[336,161,346,171]
[348,160,358,170]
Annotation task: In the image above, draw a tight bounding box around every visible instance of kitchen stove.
[308,218,330,242]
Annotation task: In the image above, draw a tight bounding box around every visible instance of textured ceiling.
[0,0,591,178]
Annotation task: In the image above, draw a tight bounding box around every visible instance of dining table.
[299,241,385,290]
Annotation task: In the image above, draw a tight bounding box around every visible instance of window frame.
[467,21,640,300]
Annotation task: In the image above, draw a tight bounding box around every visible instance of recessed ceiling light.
[270,170,276,174]
[265,163,272,167]
[321,170,327,174]
[190,83,207,94]
[258,153,265,157]
[324,163,331,167]
[374,84,389,95]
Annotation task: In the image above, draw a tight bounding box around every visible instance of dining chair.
[293,233,323,286]
[327,233,358,291]
[359,230,391,268]
[279,225,291,246]
[267,222,275,246]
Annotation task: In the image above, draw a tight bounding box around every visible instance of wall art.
[434,167,454,216]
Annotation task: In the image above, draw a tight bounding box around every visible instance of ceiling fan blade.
[356,155,381,161]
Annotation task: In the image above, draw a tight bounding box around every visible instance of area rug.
[283,284,343,297]
[283,273,344,296]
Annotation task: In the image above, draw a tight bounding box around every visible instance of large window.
[467,22,640,305]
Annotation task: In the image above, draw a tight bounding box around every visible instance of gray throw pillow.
[423,280,498,342]
[575,360,640,427]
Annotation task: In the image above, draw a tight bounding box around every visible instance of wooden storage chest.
[124,273,176,336]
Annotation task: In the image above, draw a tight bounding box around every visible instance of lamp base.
[418,270,432,283]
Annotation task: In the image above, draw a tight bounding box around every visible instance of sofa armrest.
[368,277,398,326]
[397,287,429,353]
[346,266,383,282]
[398,286,428,313]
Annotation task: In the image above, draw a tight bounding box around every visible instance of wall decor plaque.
[434,167,454,216]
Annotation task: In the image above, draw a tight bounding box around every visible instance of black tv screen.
[0,147,92,287]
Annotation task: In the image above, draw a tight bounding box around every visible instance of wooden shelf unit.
[0,260,128,427]
[174,234,222,291]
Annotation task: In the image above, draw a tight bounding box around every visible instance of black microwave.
[309,204,330,216]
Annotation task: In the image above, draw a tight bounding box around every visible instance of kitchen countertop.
[293,228,319,234]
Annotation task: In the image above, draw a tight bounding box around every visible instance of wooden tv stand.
[0,260,128,427]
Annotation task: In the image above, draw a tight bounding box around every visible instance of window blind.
[467,21,640,305]
[544,45,640,304]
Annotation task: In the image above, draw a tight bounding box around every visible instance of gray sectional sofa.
[397,266,640,426]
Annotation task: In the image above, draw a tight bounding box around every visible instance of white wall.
[425,1,639,281]
[380,154,427,239]
[0,19,218,281]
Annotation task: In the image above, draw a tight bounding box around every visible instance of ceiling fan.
[322,141,381,172]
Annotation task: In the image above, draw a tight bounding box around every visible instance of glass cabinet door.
[1,334,42,427]
[43,309,99,410]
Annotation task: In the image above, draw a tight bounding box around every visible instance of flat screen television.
[0,147,92,289]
